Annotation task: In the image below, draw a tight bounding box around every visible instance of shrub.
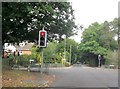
[65,62,70,67]
[105,50,118,66]
[18,54,30,67]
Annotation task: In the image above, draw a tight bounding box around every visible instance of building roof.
[15,43,34,51]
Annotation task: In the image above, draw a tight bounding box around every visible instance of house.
[15,42,34,55]
[3,42,34,58]
[3,43,17,58]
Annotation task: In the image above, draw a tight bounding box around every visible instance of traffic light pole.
[41,48,44,75]
[38,28,47,74]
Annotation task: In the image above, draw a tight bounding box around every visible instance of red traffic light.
[40,32,45,36]
[39,30,47,47]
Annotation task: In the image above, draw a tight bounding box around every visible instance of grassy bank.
[2,58,55,87]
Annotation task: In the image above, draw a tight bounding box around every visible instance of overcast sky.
[69,0,119,43]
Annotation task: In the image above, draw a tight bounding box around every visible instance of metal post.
[64,35,66,61]
[98,55,101,67]
[98,60,101,67]
[69,45,71,64]
[41,48,44,75]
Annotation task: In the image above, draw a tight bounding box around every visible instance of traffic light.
[39,30,47,47]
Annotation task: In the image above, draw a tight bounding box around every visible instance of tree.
[2,2,76,44]
[81,21,118,50]
[81,22,102,43]
[56,38,79,64]
[79,19,118,66]
[100,21,118,50]
[43,42,58,63]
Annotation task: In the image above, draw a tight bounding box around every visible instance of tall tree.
[81,21,118,51]
[79,19,118,66]
[2,2,76,44]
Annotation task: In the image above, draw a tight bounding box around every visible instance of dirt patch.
[2,70,55,87]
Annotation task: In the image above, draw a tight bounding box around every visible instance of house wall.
[21,50,32,55]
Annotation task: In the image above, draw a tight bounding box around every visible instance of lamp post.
[69,45,72,65]
[64,35,66,61]
[61,34,66,64]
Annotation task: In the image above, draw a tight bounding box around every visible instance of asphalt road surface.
[13,64,119,89]
[49,65,118,88]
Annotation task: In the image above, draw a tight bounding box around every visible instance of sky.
[69,0,119,43]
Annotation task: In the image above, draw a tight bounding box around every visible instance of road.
[48,65,118,88]
[13,65,118,88]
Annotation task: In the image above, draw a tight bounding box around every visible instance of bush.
[19,59,29,67]
[65,62,70,67]
[18,54,30,67]
[105,50,118,66]
[20,54,30,60]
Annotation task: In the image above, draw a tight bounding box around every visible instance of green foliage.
[82,22,102,43]
[104,50,118,65]
[2,2,76,44]
[20,54,30,60]
[44,42,57,63]
[65,62,70,67]
[9,54,14,60]
[17,54,31,67]
[79,18,118,66]
[37,54,42,64]
[30,47,38,59]
[56,53,62,63]
[82,21,118,50]
[36,39,79,64]
[65,51,70,62]
[79,41,107,56]
[30,46,42,63]
[56,39,79,64]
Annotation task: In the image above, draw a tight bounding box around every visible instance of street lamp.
[61,34,66,64]
[69,45,72,65]
[64,35,66,61]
